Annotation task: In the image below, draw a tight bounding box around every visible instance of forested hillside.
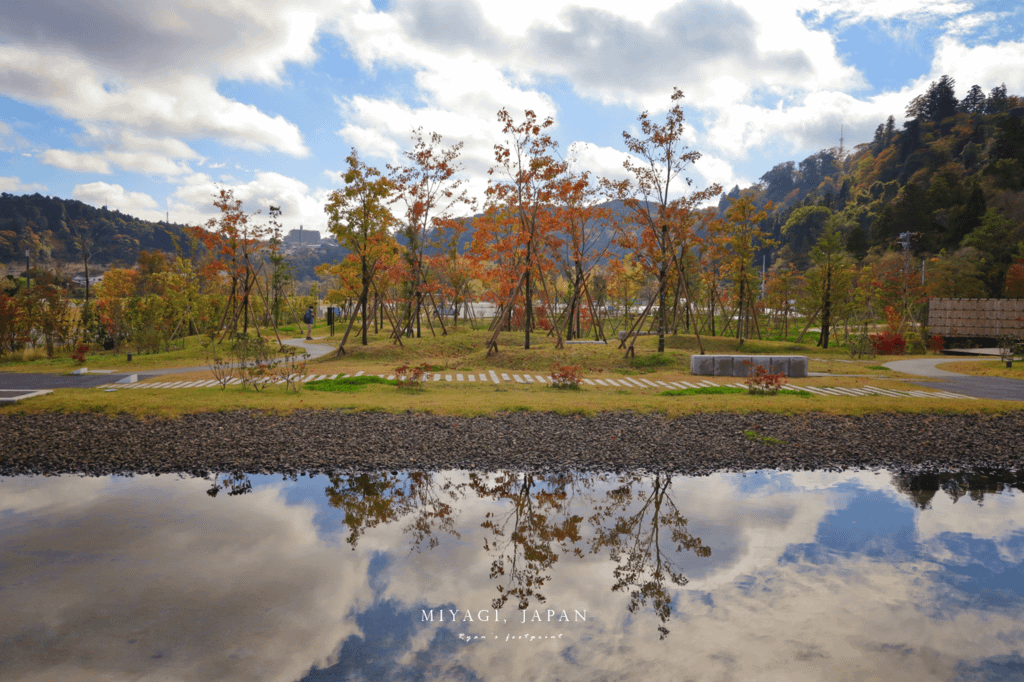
[722,78,1024,298]
[0,193,193,266]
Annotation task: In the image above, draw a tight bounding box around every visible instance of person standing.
[303,305,315,340]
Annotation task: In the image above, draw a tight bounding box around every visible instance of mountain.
[0,193,194,266]
[717,80,1024,296]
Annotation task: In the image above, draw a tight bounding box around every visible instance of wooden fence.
[928,298,1024,337]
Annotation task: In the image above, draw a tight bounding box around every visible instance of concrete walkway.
[883,357,1024,401]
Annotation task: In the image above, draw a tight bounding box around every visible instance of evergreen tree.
[960,84,987,114]
[986,84,1009,114]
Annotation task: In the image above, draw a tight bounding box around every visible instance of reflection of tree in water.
[207,473,253,497]
[589,474,712,639]
[319,469,710,638]
[892,470,1024,510]
[467,471,589,611]
[325,472,463,550]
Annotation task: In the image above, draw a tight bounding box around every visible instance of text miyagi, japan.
[421,609,587,623]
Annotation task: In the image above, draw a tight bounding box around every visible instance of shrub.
[395,363,430,390]
[550,363,583,389]
[71,343,89,364]
[743,362,787,395]
[870,332,906,355]
[928,334,945,354]
[848,333,876,359]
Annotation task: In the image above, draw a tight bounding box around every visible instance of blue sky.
[1,0,1022,236]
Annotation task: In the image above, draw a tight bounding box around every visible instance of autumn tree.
[550,164,614,340]
[187,189,284,343]
[606,88,721,354]
[1005,246,1024,298]
[388,129,475,338]
[474,109,566,352]
[325,149,397,349]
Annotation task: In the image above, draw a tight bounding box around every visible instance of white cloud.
[73,181,159,215]
[0,119,34,153]
[930,34,1024,94]
[169,171,333,233]
[0,47,310,157]
[40,149,111,174]
[0,476,368,682]
[0,175,47,193]
[796,0,974,28]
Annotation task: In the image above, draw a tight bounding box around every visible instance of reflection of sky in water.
[1,469,1023,681]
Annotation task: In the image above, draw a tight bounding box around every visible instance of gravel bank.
[2,411,1022,477]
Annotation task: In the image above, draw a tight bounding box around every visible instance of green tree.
[807,216,850,349]
[325,150,396,348]
[780,205,831,266]
[718,194,776,343]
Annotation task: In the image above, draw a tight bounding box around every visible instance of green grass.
[629,353,676,371]
[743,429,786,445]
[867,365,891,371]
[305,376,396,392]
[660,386,747,396]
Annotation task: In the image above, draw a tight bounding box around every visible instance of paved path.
[883,357,1024,401]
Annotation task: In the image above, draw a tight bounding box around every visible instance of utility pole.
[898,231,914,335]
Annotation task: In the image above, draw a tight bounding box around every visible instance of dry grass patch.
[936,360,1024,379]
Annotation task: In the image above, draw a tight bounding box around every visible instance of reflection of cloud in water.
[3,470,1024,681]
[0,476,368,682]
[335,470,1024,681]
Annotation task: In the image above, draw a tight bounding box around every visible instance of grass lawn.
[3,320,1021,418]
[936,360,1024,379]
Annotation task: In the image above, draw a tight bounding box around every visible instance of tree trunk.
[820,267,832,349]
[361,260,369,346]
[524,267,532,350]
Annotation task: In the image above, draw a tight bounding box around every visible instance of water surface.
[2,469,1023,681]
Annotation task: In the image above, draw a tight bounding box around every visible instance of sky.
[1,0,1022,237]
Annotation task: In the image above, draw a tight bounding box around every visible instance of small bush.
[744,362,787,395]
[71,343,89,364]
[395,363,430,390]
[870,332,906,355]
[928,334,945,354]
[848,333,875,359]
[550,363,583,389]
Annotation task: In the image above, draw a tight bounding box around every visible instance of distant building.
[283,226,321,245]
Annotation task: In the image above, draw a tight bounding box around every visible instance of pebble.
[1,411,1022,477]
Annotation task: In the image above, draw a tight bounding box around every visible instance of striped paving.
[91,373,977,400]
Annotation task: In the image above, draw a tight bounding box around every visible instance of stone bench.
[690,355,808,378]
